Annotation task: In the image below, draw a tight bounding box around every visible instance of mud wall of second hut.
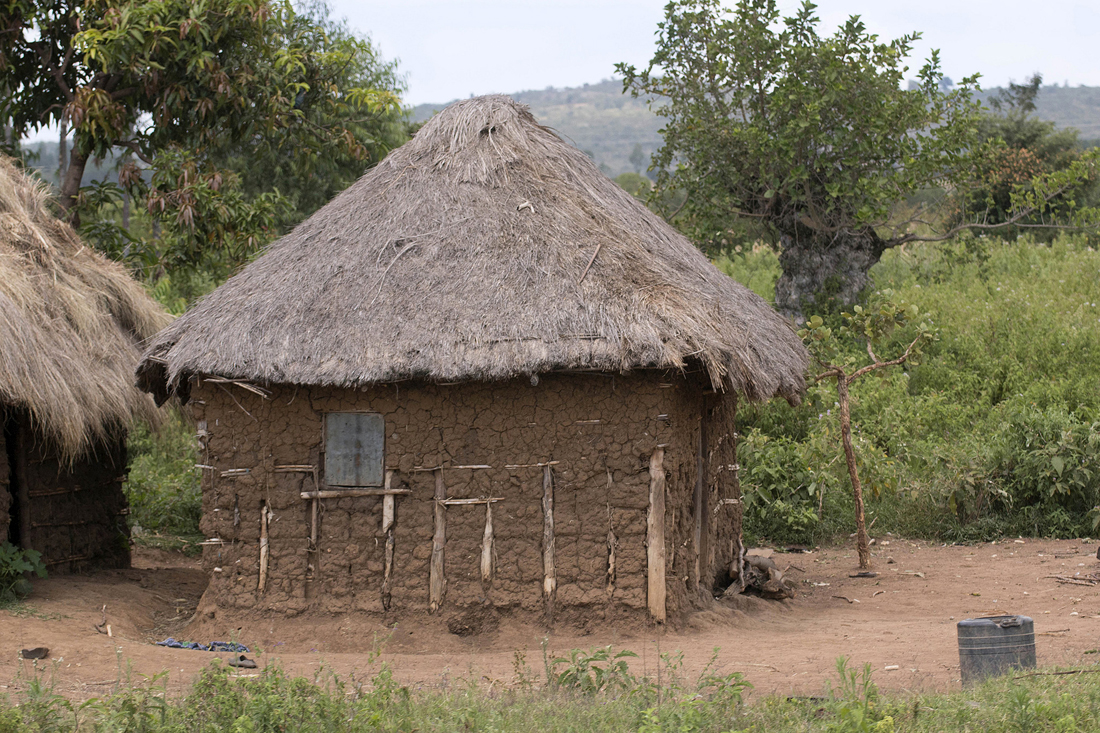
[0,409,10,543]
[4,411,130,571]
[191,372,740,623]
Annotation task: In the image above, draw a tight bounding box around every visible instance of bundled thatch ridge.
[0,156,171,458]
[137,95,807,404]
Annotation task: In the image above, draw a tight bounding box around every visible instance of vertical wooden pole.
[481,502,494,584]
[606,502,616,595]
[647,447,666,623]
[258,502,270,593]
[693,413,705,589]
[429,468,446,613]
[542,464,556,622]
[382,470,395,611]
[729,394,743,585]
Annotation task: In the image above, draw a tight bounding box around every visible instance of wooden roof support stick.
[429,468,446,613]
[382,470,395,611]
[647,447,667,623]
[481,502,494,586]
[542,464,556,623]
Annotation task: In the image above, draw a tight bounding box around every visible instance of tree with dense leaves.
[0,0,403,274]
[618,0,1099,318]
[957,73,1095,230]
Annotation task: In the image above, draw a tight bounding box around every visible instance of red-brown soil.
[4,537,1100,701]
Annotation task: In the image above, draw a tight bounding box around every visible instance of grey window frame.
[323,411,386,488]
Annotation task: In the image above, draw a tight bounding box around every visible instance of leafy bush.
[124,410,201,539]
[732,233,1100,544]
[547,646,639,695]
[0,543,46,603]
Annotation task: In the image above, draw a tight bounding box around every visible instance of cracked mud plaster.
[190,372,741,625]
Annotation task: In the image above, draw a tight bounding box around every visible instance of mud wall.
[8,410,130,571]
[703,392,742,590]
[0,409,9,543]
[191,371,741,623]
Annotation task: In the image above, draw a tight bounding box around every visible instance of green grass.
[3,654,1100,732]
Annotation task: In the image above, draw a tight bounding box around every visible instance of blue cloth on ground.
[155,638,248,652]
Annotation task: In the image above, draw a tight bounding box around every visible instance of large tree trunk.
[58,146,88,227]
[774,229,887,321]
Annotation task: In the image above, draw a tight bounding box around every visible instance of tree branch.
[846,331,923,384]
[115,139,154,165]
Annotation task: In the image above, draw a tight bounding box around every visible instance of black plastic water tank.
[957,615,1036,687]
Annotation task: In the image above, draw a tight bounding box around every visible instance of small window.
[325,412,385,487]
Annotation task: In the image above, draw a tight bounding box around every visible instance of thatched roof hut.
[0,157,170,458]
[137,95,806,405]
[135,96,808,625]
[0,155,170,570]
[0,156,169,453]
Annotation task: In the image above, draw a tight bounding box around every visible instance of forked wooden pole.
[542,464,556,622]
[429,468,447,612]
[647,447,667,623]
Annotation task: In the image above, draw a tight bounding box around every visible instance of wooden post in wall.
[429,468,446,613]
[481,502,494,584]
[258,502,270,593]
[381,470,396,611]
[647,446,667,623]
[542,464,556,622]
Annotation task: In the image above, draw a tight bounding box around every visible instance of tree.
[956,73,1095,230]
[618,0,1099,319]
[0,0,402,272]
[800,294,936,569]
[629,142,646,174]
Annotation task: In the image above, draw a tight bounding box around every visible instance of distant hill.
[412,81,1100,176]
[17,141,121,187]
[410,79,664,177]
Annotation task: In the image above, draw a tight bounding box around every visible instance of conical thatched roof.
[137,95,807,404]
[0,156,171,458]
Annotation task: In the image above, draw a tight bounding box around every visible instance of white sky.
[25,0,1098,142]
[345,0,1100,104]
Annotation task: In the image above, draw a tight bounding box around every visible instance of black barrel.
[957,615,1036,686]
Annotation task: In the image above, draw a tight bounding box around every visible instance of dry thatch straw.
[0,156,171,458]
[137,95,807,404]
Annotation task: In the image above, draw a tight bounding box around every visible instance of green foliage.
[0,0,405,285]
[959,73,1098,233]
[124,410,201,540]
[9,654,1100,732]
[617,1,982,255]
[620,2,1098,313]
[548,646,639,695]
[614,171,652,200]
[730,233,1100,543]
[825,658,894,733]
[0,543,47,603]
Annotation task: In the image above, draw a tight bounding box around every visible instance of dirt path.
[4,537,1100,701]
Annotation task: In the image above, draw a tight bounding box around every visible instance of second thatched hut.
[1,156,170,571]
[137,95,808,626]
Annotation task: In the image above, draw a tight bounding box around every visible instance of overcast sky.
[341,0,1100,105]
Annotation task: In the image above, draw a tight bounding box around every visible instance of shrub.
[124,410,201,538]
[0,543,46,603]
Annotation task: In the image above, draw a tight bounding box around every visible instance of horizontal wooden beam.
[439,497,504,506]
[300,489,410,499]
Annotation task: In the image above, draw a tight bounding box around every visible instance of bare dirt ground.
[4,537,1100,702]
